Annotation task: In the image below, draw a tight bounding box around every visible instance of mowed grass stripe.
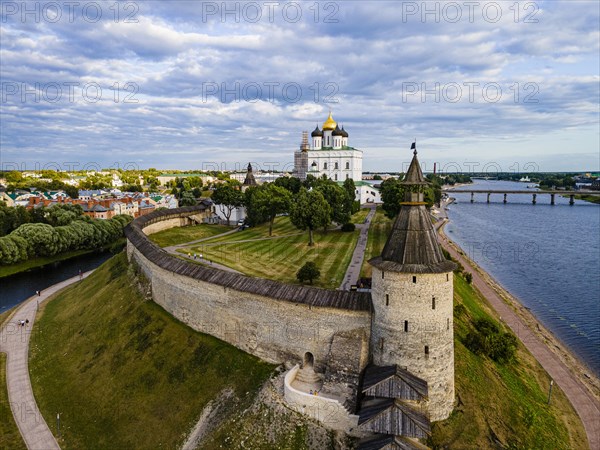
[148,224,230,248]
[181,217,360,289]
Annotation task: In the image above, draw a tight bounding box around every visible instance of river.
[0,251,113,313]
[445,180,600,376]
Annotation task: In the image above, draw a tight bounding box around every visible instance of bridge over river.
[442,189,600,205]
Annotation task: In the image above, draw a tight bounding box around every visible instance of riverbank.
[0,238,125,279]
[435,200,600,448]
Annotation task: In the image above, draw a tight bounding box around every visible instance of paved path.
[0,272,92,450]
[340,205,376,290]
[163,228,239,253]
[435,206,599,449]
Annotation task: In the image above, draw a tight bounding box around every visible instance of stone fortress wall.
[125,206,372,378]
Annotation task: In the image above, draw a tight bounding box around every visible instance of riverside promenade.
[435,201,600,450]
[0,272,92,449]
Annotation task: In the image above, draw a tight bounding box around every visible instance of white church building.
[293,113,381,203]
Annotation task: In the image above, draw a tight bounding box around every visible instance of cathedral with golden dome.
[293,112,363,183]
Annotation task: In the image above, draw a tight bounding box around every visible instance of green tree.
[11,223,60,257]
[296,261,320,285]
[250,184,292,236]
[380,177,405,218]
[4,171,23,183]
[274,176,302,194]
[290,188,331,246]
[179,191,197,206]
[342,178,359,214]
[316,183,350,230]
[212,181,243,225]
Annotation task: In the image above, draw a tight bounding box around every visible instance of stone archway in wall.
[303,352,314,369]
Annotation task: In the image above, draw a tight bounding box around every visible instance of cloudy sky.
[1,1,598,172]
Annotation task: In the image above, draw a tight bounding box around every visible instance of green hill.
[27,251,587,449]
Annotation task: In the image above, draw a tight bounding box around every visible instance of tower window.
[446,274,449,282]
[412,276,417,283]
[385,294,389,306]
[404,321,408,332]
[447,318,450,330]
[424,345,429,355]
[379,337,384,351]
[432,297,436,309]
[346,161,350,169]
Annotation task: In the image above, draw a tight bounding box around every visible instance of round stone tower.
[368,144,457,422]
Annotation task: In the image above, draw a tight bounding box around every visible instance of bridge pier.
[532,194,537,205]
[569,195,575,205]
[487,193,491,203]
[470,192,474,203]
[551,194,555,205]
[503,193,507,204]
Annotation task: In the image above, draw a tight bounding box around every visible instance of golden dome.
[322,112,337,131]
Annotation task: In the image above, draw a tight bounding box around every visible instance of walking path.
[435,200,600,449]
[0,272,93,450]
[340,205,376,290]
[163,228,239,253]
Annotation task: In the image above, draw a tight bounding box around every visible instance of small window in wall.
[334,174,338,181]
[324,162,328,170]
[412,276,417,283]
[381,271,385,279]
[424,345,429,355]
[346,161,350,169]
[404,320,408,332]
[447,318,450,330]
[432,296,436,309]
[446,273,449,282]
[379,337,384,351]
[385,294,389,306]
[334,162,339,169]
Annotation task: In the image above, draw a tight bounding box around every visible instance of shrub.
[341,222,356,232]
[464,272,473,284]
[465,318,517,364]
[296,261,320,285]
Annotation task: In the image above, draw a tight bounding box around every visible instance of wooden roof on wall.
[362,365,428,401]
[125,206,372,312]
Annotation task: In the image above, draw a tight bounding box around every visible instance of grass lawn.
[430,274,588,449]
[148,224,230,247]
[29,253,276,450]
[360,207,393,278]
[178,217,359,289]
[351,208,370,224]
[572,194,600,204]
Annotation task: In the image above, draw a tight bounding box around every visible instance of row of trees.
[212,176,359,246]
[0,203,91,237]
[0,215,131,265]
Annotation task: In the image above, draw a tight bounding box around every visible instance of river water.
[445,180,600,376]
[0,251,113,313]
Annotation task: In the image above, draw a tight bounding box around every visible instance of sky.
[1,0,599,173]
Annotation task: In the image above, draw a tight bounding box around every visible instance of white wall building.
[293,113,363,183]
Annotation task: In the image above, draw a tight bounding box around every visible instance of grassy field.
[148,224,230,247]
[360,207,393,278]
[430,274,588,449]
[179,217,360,289]
[29,253,276,450]
[351,208,370,224]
